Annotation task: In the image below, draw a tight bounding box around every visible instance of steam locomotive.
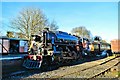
[23,28,111,69]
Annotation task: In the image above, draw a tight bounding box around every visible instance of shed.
[0,36,28,55]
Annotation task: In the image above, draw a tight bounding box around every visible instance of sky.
[1,2,118,42]
[1,0,119,2]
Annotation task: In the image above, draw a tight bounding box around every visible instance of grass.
[118,71,120,77]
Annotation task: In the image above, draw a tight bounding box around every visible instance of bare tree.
[48,20,59,32]
[10,7,48,41]
[71,26,91,39]
[102,40,107,43]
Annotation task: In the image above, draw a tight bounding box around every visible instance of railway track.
[27,56,119,78]
[51,56,119,79]
[2,55,119,79]
[89,63,119,79]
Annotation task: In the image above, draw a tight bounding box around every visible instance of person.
[83,40,88,50]
[82,41,86,49]
[89,43,95,56]
[82,40,89,55]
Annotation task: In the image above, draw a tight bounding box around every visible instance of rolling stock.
[23,28,112,69]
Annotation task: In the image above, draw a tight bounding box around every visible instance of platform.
[0,54,28,60]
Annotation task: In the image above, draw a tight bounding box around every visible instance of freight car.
[23,28,112,69]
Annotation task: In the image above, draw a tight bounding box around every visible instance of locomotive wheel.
[71,51,77,59]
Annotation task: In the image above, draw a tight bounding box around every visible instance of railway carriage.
[91,41,112,56]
